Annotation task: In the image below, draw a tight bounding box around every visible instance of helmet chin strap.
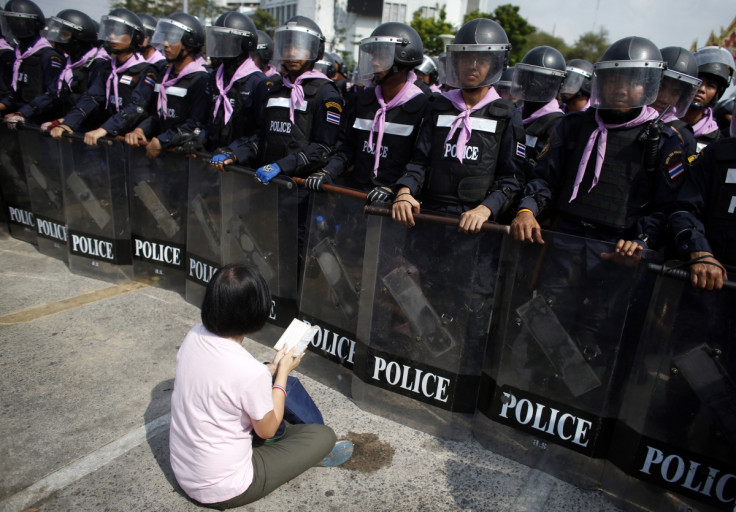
[374,65,400,85]
[287,60,312,79]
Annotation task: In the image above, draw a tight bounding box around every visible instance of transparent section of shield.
[60,138,132,282]
[297,190,366,396]
[221,170,298,333]
[352,214,503,439]
[18,128,67,260]
[126,146,188,294]
[472,230,643,490]
[0,124,36,244]
[184,157,223,307]
[602,272,736,512]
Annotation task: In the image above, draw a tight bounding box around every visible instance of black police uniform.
[523,105,563,171]
[135,64,210,150]
[251,76,342,175]
[322,84,430,190]
[0,38,65,122]
[667,118,698,157]
[207,65,270,151]
[62,55,157,136]
[57,54,109,131]
[0,41,13,101]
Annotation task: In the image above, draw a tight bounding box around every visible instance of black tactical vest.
[524,112,563,165]
[261,77,333,168]
[557,114,652,230]
[104,60,151,116]
[350,87,427,186]
[154,70,208,133]
[208,72,263,147]
[423,96,514,204]
[706,139,736,265]
[16,47,59,103]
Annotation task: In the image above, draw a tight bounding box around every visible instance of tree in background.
[525,31,571,58]
[250,8,277,36]
[464,5,535,64]
[566,28,609,63]
[410,3,454,56]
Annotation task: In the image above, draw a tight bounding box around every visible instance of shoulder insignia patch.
[325,101,343,113]
[665,148,686,181]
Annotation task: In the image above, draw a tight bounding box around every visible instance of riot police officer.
[124,12,209,159]
[415,55,441,93]
[313,51,336,80]
[667,101,736,290]
[682,46,735,152]
[137,13,166,70]
[40,9,107,130]
[49,8,157,146]
[392,18,526,231]
[204,11,270,160]
[0,0,65,124]
[247,15,343,183]
[651,46,701,156]
[512,46,566,171]
[559,58,593,113]
[329,51,348,98]
[305,22,429,199]
[252,30,279,80]
[0,8,14,103]
[494,66,518,104]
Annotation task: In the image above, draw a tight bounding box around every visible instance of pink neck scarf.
[523,99,563,125]
[368,71,423,176]
[570,106,659,202]
[105,53,144,111]
[157,59,207,119]
[12,37,51,90]
[265,64,279,77]
[441,87,501,163]
[57,47,98,94]
[213,57,260,125]
[95,47,111,61]
[691,107,720,138]
[146,49,165,64]
[282,70,330,123]
[0,37,12,51]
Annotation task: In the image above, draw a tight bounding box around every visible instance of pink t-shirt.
[169,323,274,504]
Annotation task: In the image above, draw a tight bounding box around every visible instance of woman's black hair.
[201,263,272,337]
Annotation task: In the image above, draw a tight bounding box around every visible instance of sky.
[31,0,735,51]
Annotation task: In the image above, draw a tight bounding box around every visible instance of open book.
[273,318,319,356]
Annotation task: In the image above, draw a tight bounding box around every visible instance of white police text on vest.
[270,120,291,134]
[362,140,389,158]
[444,143,480,161]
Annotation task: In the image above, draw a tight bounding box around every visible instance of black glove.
[367,186,395,204]
[305,170,333,191]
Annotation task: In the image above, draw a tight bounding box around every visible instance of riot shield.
[0,123,36,244]
[472,230,644,490]
[220,168,299,332]
[59,136,132,282]
[17,126,67,260]
[352,210,504,439]
[297,189,366,395]
[603,268,736,512]
[127,147,188,294]
[184,157,223,307]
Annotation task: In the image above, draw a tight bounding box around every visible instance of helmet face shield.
[511,63,566,102]
[98,15,137,45]
[437,53,446,85]
[0,11,38,41]
[151,18,187,50]
[730,100,735,138]
[655,72,701,118]
[559,65,592,95]
[357,37,398,84]
[206,26,249,58]
[272,26,321,62]
[590,62,664,109]
[44,16,76,44]
[445,44,507,90]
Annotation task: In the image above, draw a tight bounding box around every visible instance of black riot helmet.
[0,0,44,42]
[357,22,423,85]
[255,29,273,64]
[415,55,438,85]
[151,12,204,55]
[511,46,566,102]
[494,65,514,99]
[45,9,97,52]
[98,8,144,52]
[694,46,735,105]
[330,51,345,75]
[590,36,665,110]
[445,18,510,90]
[313,51,336,78]
[559,58,593,97]
[273,15,325,63]
[654,47,702,118]
[136,13,157,47]
[206,11,256,59]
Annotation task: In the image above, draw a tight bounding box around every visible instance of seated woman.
[169,263,352,509]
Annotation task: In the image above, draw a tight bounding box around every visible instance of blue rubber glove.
[255,162,282,184]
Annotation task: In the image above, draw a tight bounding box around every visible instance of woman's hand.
[275,346,304,378]
[391,187,420,227]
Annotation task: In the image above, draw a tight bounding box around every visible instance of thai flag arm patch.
[119,75,133,85]
[326,111,340,125]
[49,57,63,69]
[516,142,526,158]
[668,162,685,180]
[144,75,156,87]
